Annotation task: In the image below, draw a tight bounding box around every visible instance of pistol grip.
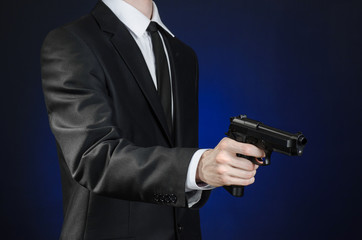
[223,153,270,197]
[224,185,244,197]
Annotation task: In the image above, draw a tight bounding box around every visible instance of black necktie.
[147,21,172,133]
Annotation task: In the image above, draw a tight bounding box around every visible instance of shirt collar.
[102,0,174,37]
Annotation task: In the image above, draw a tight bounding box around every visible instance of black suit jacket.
[41,2,209,240]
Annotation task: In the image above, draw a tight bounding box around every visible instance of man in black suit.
[41,0,264,239]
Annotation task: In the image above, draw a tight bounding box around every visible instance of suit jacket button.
[153,193,160,202]
[177,224,183,232]
[165,194,171,203]
[159,194,165,203]
[170,194,177,203]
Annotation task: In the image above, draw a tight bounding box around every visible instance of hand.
[196,137,265,187]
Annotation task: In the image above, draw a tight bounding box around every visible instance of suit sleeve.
[41,27,199,207]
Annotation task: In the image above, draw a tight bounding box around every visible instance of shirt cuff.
[185,149,215,192]
[186,190,203,208]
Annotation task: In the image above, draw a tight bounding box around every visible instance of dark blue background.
[1,0,361,239]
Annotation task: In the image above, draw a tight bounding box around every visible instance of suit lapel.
[92,2,173,146]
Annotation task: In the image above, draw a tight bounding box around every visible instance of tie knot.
[147,21,159,33]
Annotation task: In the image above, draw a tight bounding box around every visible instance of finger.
[220,138,265,158]
[223,175,256,187]
[226,166,257,180]
[236,142,265,158]
[228,156,256,171]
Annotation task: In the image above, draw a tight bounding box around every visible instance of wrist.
[196,149,211,183]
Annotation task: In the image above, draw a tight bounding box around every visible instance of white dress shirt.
[102,0,213,207]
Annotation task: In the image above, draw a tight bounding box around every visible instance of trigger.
[250,157,265,166]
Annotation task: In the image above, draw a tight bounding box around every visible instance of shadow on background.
[1,0,361,239]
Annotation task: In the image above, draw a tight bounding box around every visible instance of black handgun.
[224,115,307,197]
